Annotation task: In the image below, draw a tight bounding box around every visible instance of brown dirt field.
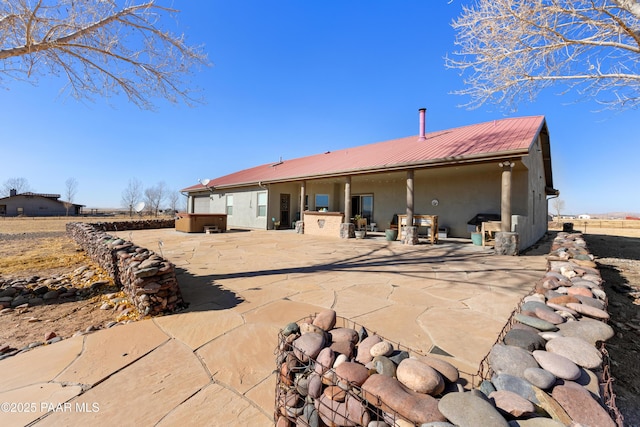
[0,217,143,353]
[1,218,639,425]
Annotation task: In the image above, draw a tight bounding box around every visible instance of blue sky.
[1,1,638,215]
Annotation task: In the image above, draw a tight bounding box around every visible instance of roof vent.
[418,108,426,141]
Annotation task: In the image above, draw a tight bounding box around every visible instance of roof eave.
[185,149,530,192]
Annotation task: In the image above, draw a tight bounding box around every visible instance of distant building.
[0,189,84,217]
[578,214,591,220]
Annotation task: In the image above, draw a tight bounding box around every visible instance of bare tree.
[2,177,31,196]
[121,178,143,217]
[144,181,166,217]
[552,198,565,220]
[446,0,640,110]
[168,190,180,213]
[0,1,210,109]
[63,177,79,215]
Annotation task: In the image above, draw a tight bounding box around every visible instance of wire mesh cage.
[274,314,467,426]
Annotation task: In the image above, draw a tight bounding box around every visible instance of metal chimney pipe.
[418,108,426,141]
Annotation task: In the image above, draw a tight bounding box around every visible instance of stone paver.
[0,229,547,426]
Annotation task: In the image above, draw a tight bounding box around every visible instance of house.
[182,110,558,250]
[0,190,84,217]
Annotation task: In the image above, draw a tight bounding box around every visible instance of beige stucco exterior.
[187,147,550,250]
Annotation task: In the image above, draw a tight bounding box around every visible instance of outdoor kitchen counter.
[302,211,344,238]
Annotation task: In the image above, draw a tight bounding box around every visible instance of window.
[257,192,267,217]
[226,195,234,215]
[315,194,329,211]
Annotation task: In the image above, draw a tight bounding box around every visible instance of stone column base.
[295,221,304,234]
[340,223,354,239]
[402,226,419,245]
[495,232,519,256]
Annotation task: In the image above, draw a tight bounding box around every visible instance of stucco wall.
[0,195,78,217]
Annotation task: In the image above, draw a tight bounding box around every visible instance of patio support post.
[344,176,352,224]
[404,170,418,244]
[499,161,514,232]
[406,170,414,226]
[300,181,306,222]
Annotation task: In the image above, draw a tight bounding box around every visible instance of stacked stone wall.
[90,219,175,232]
[66,222,184,317]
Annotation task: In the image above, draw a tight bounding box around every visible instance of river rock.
[511,322,541,334]
[300,322,325,335]
[547,295,579,305]
[323,385,346,402]
[489,389,535,417]
[565,302,609,320]
[532,350,580,380]
[523,367,556,390]
[313,309,336,331]
[556,317,614,345]
[356,335,382,364]
[521,301,552,313]
[566,286,592,298]
[574,367,601,398]
[419,423,456,427]
[308,373,322,399]
[545,302,577,315]
[315,347,335,374]
[438,391,509,427]
[491,373,538,403]
[370,341,394,357]
[330,327,359,344]
[413,355,459,384]
[330,340,355,358]
[507,418,567,426]
[538,331,563,341]
[293,333,326,362]
[551,384,616,427]
[514,313,558,331]
[504,329,546,352]
[545,336,602,369]
[316,393,369,426]
[534,307,565,325]
[335,362,370,388]
[396,358,445,396]
[388,350,410,366]
[372,355,397,377]
[361,374,446,424]
[488,344,539,378]
[282,322,299,337]
[478,380,496,397]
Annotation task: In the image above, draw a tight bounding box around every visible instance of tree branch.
[0,0,210,109]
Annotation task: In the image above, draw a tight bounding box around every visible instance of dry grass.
[0,237,88,276]
[0,215,144,234]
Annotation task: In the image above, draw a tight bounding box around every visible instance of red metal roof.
[183,116,546,191]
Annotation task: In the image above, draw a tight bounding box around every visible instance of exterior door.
[280,194,290,228]
[351,194,374,223]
